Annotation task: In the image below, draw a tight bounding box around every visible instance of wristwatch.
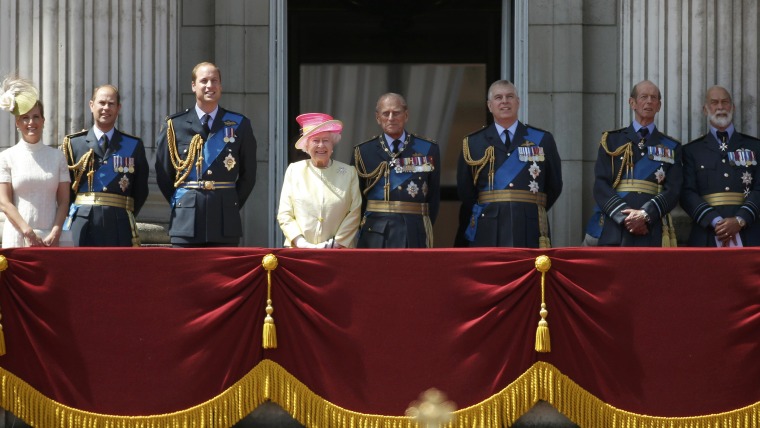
[641,210,651,224]
[737,216,747,229]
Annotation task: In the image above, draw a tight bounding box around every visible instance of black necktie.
[717,131,728,144]
[638,127,649,149]
[391,139,401,154]
[201,114,211,134]
[100,134,109,152]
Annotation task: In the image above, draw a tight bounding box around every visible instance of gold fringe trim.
[2,360,760,427]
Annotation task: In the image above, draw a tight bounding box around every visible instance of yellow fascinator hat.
[0,76,39,116]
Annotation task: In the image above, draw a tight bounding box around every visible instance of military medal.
[638,141,645,150]
[128,157,135,173]
[224,127,236,143]
[648,145,675,164]
[719,141,728,152]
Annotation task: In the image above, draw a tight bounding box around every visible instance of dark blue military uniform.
[456,122,563,248]
[593,124,682,247]
[681,128,760,246]
[351,133,440,248]
[155,107,257,246]
[62,128,149,246]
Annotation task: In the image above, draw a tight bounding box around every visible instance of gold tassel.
[261,254,279,349]
[668,214,678,247]
[0,255,7,356]
[661,218,671,247]
[534,255,551,353]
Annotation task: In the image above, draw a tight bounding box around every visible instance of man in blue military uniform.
[593,80,682,247]
[456,80,563,248]
[155,62,257,247]
[61,84,149,246]
[352,93,440,248]
[681,85,760,247]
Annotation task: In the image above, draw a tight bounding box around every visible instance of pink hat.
[295,113,343,150]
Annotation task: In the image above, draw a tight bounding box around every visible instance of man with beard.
[681,85,760,246]
[592,80,682,247]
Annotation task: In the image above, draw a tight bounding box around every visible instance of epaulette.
[658,132,682,145]
[525,123,551,133]
[737,132,760,143]
[119,131,142,141]
[165,109,191,121]
[605,126,628,134]
[64,129,88,139]
[355,135,381,147]
[465,125,489,138]
[410,133,437,144]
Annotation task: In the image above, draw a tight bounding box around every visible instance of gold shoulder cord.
[353,146,391,200]
[165,119,205,187]
[61,136,95,194]
[598,131,633,189]
[462,137,495,189]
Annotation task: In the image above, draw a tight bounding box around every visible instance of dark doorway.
[288,0,507,247]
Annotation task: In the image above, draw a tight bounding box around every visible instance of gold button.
[318,217,324,222]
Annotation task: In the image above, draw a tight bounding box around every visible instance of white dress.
[0,140,70,248]
[277,159,362,248]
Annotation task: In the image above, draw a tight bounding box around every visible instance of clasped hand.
[714,217,742,247]
[621,209,649,235]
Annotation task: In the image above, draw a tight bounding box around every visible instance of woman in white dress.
[0,77,70,248]
[278,113,362,248]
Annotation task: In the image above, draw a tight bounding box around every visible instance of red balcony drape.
[0,247,758,427]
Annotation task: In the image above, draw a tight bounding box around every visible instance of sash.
[65,135,139,231]
[365,137,432,202]
[188,111,243,182]
[172,111,242,207]
[585,135,678,239]
[466,127,545,241]
[77,135,138,194]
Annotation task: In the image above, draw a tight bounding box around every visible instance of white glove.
[293,236,317,248]
[315,238,335,249]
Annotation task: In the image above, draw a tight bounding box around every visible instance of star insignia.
[655,166,666,184]
[119,175,130,192]
[528,162,541,179]
[529,180,540,193]
[742,171,753,186]
[407,181,419,198]
[224,153,236,171]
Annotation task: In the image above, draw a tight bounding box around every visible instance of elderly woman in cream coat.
[278,113,362,248]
